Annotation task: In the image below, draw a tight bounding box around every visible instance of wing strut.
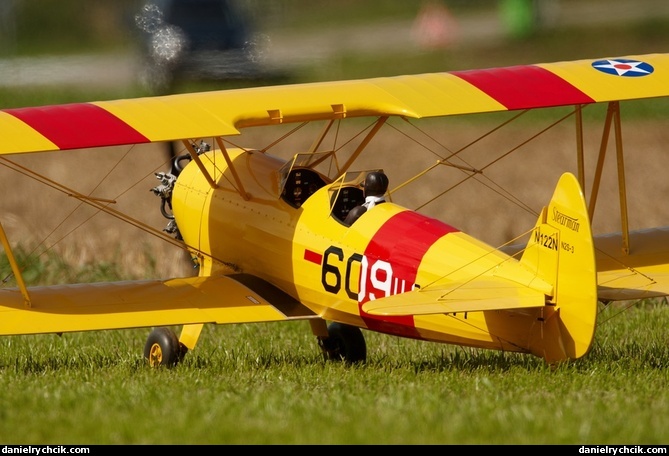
[587,101,630,254]
[340,116,388,173]
[574,105,586,192]
[310,119,336,153]
[611,102,630,255]
[215,137,250,200]
[0,220,31,308]
[182,140,220,191]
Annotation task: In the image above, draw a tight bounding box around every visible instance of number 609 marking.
[322,246,415,302]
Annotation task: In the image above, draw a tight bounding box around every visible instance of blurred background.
[1,0,669,105]
[1,0,669,280]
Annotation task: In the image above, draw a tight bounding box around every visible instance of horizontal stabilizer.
[362,277,546,316]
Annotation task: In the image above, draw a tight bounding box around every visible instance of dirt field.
[2,107,667,282]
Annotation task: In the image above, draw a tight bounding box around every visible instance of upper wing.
[362,276,546,316]
[2,53,668,154]
[0,273,317,336]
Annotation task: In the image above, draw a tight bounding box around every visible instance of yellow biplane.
[1,53,668,367]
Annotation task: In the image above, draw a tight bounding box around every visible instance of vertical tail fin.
[520,172,598,363]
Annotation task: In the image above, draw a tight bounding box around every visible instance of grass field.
[1,0,669,446]
[0,301,667,444]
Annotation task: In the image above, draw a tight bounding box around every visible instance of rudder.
[520,172,598,363]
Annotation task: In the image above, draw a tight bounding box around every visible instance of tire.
[320,322,367,364]
[144,327,185,367]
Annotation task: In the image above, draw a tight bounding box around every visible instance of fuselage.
[171,148,543,355]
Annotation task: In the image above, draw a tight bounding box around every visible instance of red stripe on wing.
[452,65,595,110]
[361,211,458,337]
[5,103,149,150]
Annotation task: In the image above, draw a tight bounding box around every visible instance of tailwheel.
[144,327,188,367]
[318,322,366,364]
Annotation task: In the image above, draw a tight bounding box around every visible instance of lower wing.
[500,226,669,302]
[595,227,669,301]
[0,273,317,336]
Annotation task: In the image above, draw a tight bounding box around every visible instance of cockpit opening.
[278,152,334,208]
[328,169,384,224]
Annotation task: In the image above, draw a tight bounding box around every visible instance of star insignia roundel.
[592,59,654,77]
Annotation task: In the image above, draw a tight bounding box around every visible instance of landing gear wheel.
[144,327,187,367]
[319,322,366,364]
